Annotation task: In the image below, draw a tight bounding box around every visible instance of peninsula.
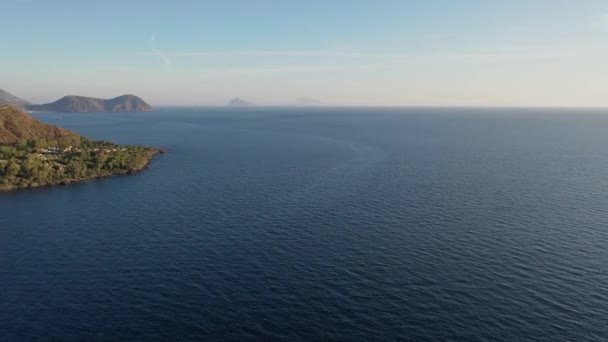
[0,105,163,191]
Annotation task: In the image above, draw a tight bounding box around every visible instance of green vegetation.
[0,105,162,191]
[0,139,159,191]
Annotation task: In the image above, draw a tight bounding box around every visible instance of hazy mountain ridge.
[0,89,31,109]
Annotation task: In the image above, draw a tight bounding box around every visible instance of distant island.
[296,97,322,106]
[227,97,254,107]
[0,105,163,192]
[1,89,152,113]
[28,94,152,113]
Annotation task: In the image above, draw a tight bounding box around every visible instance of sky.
[2,0,608,106]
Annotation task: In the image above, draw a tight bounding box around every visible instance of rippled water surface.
[2,107,608,341]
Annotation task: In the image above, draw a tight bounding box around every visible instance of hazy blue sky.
[3,0,608,106]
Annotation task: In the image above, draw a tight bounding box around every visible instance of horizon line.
[152,104,608,110]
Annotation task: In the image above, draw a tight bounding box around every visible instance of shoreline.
[0,148,166,193]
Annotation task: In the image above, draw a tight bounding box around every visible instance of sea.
[2,107,608,341]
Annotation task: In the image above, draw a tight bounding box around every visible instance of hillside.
[28,94,152,113]
[0,105,82,145]
[0,89,31,108]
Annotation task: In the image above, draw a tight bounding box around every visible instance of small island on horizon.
[227,97,254,107]
[0,105,163,192]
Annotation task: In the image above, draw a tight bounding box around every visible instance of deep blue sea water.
[2,107,608,341]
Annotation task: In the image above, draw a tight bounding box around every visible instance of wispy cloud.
[165,50,404,58]
[147,33,172,69]
[152,49,172,69]
[127,45,604,62]
[195,65,376,74]
[123,43,607,72]
[593,12,608,30]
